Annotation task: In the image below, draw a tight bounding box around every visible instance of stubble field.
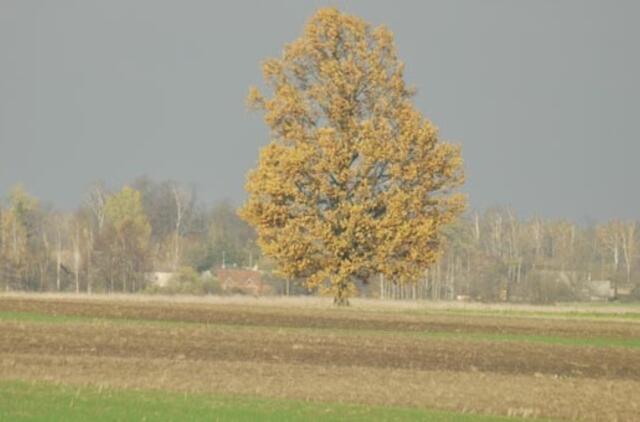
[0,294,639,421]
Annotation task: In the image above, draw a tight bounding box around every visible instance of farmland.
[1,295,639,421]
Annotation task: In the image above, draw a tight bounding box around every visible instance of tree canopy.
[240,8,465,304]
[103,186,151,292]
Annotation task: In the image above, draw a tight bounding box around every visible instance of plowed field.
[1,295,639,421]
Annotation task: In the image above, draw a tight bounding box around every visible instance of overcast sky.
[1,0,638,222]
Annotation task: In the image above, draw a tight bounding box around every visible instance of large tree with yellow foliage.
[241,8,465,304]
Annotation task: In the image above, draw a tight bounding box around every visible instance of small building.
[216,268,273,296]
[146,272,174,288]
[583,280,615,301]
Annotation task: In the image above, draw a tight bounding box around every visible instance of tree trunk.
[333,293,349,306]
[333,280,350,306]
[74,228,81,294]
[56,249,61,291]
[86,233,93,295]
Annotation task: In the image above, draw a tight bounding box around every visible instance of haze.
[1,0,638,221]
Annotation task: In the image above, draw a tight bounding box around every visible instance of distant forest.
[1,177,638,303]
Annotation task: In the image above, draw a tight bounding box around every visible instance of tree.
[240,8,465,304]
[170,182,192,271]
[597,220,637,291]
[131,176,176,242]
[203,201,258,270]
[34,209,55,291]
[597,220,623,296]
[620,221,637,285]
[0,185,39,290]
[104,186,151,292]
[129,177,197,272]
[86,181,108,234]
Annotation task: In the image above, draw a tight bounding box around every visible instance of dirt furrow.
[2,320,639,380]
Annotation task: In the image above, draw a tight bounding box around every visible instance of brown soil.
[2,296,639,339]
[1,316,639,380]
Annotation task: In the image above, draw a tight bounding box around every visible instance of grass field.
[1,294,639,421]
[0,380,520,422]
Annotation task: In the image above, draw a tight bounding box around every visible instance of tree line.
[0,178,259,294]
[1,180,637,302]
[425,208,639,303]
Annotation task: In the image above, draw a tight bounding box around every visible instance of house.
[216,268,272,296]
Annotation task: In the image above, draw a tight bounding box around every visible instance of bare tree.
[72,223,81,293]
[86,182,108,234]
[171,182,192,271]
[597,220,623,297]
[54,213,67,291]
[621,221,637,285]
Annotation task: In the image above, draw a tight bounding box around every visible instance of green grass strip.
[397,307,640,321]
[417,330,640,348]
[0,379,525,422]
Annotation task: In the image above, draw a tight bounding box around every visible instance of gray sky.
[1,0,638,222]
